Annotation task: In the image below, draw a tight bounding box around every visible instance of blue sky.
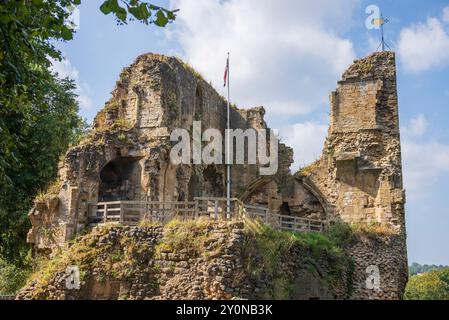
[53,0,449,265]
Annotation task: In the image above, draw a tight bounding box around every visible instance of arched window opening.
[194,85,203,121]
[188,168,201,201]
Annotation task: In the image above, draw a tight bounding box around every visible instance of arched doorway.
[241,177,328,220]
[99,157,142,202]
[188,167,202,201]
[203,165,224,197]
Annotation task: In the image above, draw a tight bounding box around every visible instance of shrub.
[0,257,32,295]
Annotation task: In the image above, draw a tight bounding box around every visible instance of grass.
[349,222,396,236]
[34,179,61,203]
[0,257,33,295]
[167,92,178,113]
[177,59,206,81]
[22,224,159,298]
[242,219,352,299]
[114,117,133,130]
[117,132,127,142]
[138,220,162,228]
[154,219,213,257]
[297,160,320,177]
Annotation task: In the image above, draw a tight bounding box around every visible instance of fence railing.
[88,197,325,232]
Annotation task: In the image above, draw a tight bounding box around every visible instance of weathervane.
[373,12,390,51]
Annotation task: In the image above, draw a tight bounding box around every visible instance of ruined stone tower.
[301,51,408,299]
[306,51,405,229]
[26,51,407,299]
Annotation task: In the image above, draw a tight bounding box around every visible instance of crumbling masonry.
[26,51,408,299]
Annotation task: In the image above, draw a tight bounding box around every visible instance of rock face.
[25,51,407,299]
[18,221,353,300]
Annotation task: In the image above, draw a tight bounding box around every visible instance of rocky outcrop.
[17,220,353,300]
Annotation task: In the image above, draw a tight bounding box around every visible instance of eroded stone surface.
[18,222,352,300]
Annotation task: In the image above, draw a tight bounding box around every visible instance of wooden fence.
[88,197,325,233]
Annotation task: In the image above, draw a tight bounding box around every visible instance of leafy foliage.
[405,267,449,300]
[0,76,83,265]
[99,0,178,27]
[0,0,175,293]
[0,257,32,295]
[0,1,176,187]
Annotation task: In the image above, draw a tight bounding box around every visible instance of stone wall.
[18,221,352,300]
[347,234,408,300]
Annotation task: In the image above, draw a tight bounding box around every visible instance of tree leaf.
[100,0,117,15]
[154,10,168,27]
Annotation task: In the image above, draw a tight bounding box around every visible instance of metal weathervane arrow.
[373,12,390,51]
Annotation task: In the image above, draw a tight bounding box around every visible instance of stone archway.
[241,176,329,220]
[98,157,142,202]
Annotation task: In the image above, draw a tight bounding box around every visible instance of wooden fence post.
[194,199,199,219]
[214,200,218,220]
[119,202,124,224]
[140,201,145,222]
[103,203,108,224]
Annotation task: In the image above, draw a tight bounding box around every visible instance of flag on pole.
[223,56,229,87]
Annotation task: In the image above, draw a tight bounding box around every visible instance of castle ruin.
[26,51,408,299]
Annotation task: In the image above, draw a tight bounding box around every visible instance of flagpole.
[226,52,231,219]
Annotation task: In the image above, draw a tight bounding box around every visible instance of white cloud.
[401,114,449,198]
[168,0,357,117]
[366,33,380,53]
[280,115,449,198]
[401,113,428,138]
[402,141,449,198]
[51,57,93,110]
[398,7,449,73]
[282,122,328,172]
[443,6,449,24]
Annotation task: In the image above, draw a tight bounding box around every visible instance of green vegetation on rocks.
[17,219,358,300]
[243,219,354,299]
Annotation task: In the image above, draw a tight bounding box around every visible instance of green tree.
[405,267,449,300]
[409,262,447,276]
[0,76,83,263]
[0,0,177,187]
[0,0,176,293]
